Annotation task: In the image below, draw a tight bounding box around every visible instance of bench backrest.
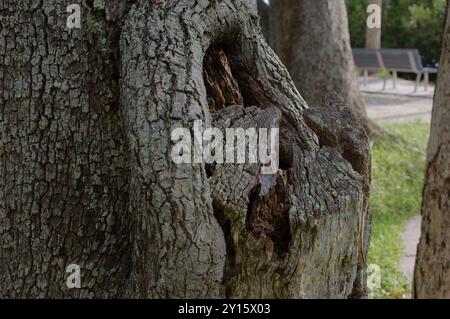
[353,48,424,73]
[380,49,423,73]
[352,48,383,71]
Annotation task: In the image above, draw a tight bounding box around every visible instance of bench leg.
[393,71,397,89]
[415,73,421,93]
[424,72,429,92]
[383,71,387,90]
[364,69,368,86]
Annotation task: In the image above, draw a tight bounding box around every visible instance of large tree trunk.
[269,0,368,124]
[414,5,450,299]
[0,0,370,298]
[365,0,382,49]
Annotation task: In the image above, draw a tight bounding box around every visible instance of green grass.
[368,121,430,299]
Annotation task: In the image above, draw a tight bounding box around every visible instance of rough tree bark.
[414,4,450,299]
[269,0,368,125]
[365,0,382,49]
[0,0,370,298]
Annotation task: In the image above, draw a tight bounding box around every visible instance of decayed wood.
[209,99,370,298]
[0,0,370,298]
[203,48,245,112]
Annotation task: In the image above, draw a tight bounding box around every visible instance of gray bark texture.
[365,0,382,49]
[269,0,368,122]
[0,0,370,298]
[414,4,450,299]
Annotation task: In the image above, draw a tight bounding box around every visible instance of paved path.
[400,215,421,281]
[364,93,432,123]
[358,75,434,98]
[360,76,433,124]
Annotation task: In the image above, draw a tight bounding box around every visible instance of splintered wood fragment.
[203,48,244,112]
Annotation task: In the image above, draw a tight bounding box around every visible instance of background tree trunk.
[257,0,270,42]
[0,0,370,298]
[269,0,368,124]
[365,0,382,49]
[414,4,450,298]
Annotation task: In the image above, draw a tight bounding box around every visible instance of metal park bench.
[353,48,438,92]
[352,48,383,86]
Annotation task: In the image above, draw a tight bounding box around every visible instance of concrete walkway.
[400,215,421,281]
[358,75,434,98]
[360,76,433,124]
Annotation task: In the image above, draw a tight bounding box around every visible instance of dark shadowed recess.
[202,40,293,262]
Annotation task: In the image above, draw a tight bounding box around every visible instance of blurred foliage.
[347,0,447,66]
